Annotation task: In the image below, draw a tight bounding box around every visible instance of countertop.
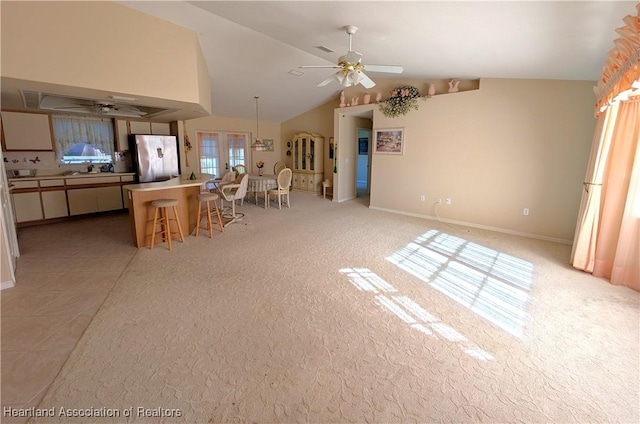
[123,174,215,192]
[8,172,136,182]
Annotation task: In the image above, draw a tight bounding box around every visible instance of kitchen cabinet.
[129,120,151,135]
[39,178,68,219]
[67,176,123,215]
[12,192,43,222]
[41,191,68,219]
[151,122,171,135]
[2,111,53,151]
[115,120,172,151]
[292,131,323,193]
[68,187,122,215]
[115,119,129,151]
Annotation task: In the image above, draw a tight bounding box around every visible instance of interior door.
[198,131,250,178]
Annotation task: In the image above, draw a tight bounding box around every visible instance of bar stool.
[195,192,224,238]
[149,199,185,250]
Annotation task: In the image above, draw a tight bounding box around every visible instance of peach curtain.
[572,5,640,291]
[572,99,639,291]
[592,99,640,289]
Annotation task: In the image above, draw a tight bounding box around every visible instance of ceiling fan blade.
[363,64,404,74]
[358,72,376,89]
[300,65,341,69]
[317,73,339,87]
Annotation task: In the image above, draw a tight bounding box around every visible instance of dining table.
[247,174,277,208]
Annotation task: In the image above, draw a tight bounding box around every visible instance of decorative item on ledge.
[379,85,425,118]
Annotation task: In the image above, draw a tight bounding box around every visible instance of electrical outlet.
[523,208,530,216]
[420,195,425,201]
[446,198,452,205]
[436,198,442,205]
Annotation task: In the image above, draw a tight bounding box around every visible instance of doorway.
[356,128,372,197]
[197,131,250,177]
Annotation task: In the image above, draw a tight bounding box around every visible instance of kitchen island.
[123,174,215,248]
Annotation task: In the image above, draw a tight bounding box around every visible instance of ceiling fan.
[39,95,147,117]
[299,25,404,89]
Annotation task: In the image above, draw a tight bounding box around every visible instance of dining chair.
[267,168,292,209]
[273,161,286,176]
[218,173,249,226]
[232,164,246,175]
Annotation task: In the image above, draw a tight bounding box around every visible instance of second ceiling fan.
[300,25,404,89]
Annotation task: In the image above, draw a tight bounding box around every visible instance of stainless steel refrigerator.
[129,134,180,182]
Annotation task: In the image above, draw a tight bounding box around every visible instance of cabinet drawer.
[120,175,135,182]
[10,180,39,189]
[66,176,120,185]
[40,179,65,187]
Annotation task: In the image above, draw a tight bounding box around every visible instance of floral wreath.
[379,85,423,118]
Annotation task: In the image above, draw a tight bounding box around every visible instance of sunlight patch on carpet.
[340,268,494,361]
[386,230,533,338]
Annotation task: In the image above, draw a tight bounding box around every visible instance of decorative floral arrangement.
[256,160,264,169]
[379,85,423,118]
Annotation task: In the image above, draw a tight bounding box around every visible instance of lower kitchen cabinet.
[68,186,123,215]
[96,186,124,211]
[41,190,68,219]
[12,192,43,222]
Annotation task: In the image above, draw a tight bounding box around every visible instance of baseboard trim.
[1,280,15,290]
[368,206,573,245]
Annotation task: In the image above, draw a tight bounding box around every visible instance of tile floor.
[1,212,137,423]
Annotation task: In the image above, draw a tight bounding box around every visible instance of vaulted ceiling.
[3,1,638,123]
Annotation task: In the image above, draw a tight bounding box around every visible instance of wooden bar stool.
[149,199,185,250]
[195,192,224,238]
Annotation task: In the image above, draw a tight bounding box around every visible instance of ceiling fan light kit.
[300,25,404,89]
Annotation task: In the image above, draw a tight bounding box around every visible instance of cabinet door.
[307,174,317,192]
[115,119,130,151]
[129,121,151,135]
[2,112,53,151]
[95,186,123,212]
[41,190,68,219]
[68,188,97,215]
[12,192,43,222]
[151,122,171,135]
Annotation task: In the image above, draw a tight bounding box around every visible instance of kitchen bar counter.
[123,174,215,247]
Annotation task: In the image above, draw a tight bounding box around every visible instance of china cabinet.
[291,131,323,193]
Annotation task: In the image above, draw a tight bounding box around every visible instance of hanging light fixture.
[252,95,267,151]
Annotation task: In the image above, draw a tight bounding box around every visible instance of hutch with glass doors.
[291,131,324,193]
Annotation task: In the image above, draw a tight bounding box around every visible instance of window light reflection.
[340,268,494,361]
[386,230,533,338]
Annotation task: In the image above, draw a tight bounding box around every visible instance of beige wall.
[286,78,596,242]
[184,116,282,176]
[1,1,210,111]
[371,78,594,242]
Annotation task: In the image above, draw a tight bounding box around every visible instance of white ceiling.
[6,1,638,123]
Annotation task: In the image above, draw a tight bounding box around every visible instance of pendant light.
[252,95,266,151]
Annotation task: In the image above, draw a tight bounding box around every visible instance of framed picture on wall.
[373,128,404,155]
[261,139,274,152]
[358,137,368,155]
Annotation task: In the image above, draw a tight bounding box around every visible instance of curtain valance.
[594,4,640,116]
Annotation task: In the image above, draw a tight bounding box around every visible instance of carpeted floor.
[22,192,640,422]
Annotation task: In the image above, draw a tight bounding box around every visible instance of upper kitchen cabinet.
[1,112,53,151]
[115,119,172,151]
